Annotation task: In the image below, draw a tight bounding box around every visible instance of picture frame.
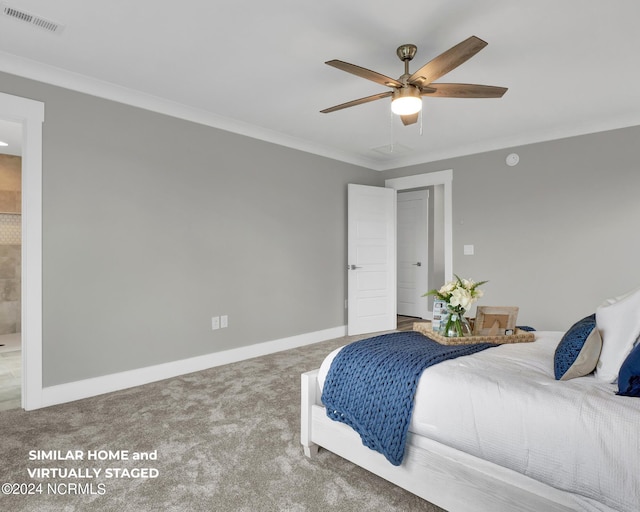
[431,299,447,333]
[474,306,519,336]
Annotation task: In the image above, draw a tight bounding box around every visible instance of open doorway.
[397,189,429,319]
[397,185,447,323]
[346,172,452,336]
[0,91,44,411]
[386,171,453,328]
[397,184,445,321]
[0,120,22,411]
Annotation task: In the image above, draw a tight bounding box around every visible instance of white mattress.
[318,331,640,512]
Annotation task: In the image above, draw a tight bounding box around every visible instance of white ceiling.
[1,1,640,170]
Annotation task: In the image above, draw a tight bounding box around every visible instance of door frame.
[385,169,453,287]
[0,92,44,411]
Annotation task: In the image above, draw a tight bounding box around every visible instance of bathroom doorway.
[0,91,44,411]
[0,120,22,411]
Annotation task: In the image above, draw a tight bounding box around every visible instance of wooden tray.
[413,321,535,346]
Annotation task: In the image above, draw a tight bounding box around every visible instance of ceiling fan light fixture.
[391,87,422,115]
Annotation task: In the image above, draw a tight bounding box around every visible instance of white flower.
[450,288,473,310]
[425,275,487,311]
[439,282,455,294]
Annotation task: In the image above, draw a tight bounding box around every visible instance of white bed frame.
[301,369,609,512]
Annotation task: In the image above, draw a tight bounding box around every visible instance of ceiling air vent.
[2,3,65,34]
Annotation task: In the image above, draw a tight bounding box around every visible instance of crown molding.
[380,113,640,171]
[0,51,380,170]
[2,51,640,173]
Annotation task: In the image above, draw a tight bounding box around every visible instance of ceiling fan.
[320,36,507,126]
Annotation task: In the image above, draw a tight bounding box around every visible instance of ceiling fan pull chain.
[419,109,423,136]
[389,108,395,153]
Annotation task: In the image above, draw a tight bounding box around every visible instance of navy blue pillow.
[554,314,602,381]
[617,342,640,397]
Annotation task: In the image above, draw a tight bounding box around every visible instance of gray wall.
[3,69,640,386]
[383,126,640,331]
[0,72,383,386]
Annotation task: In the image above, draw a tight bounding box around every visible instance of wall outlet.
[211,316,220,330]
[221,315,228,328]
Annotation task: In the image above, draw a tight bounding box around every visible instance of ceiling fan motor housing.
[396,44,417,62]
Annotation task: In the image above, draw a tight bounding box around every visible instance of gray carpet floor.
[0,334,446,512]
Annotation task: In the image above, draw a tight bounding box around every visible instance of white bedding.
[318,331,640,512]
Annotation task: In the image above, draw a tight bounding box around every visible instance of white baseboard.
[40,325,346,409]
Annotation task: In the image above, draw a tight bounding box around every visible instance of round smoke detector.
[506,153,520,166]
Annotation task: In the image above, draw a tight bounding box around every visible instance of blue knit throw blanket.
[321,331,496,466]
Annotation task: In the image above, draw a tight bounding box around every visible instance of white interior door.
[397,189,429,318]
[347,184,396,336]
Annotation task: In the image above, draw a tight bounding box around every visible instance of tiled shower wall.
[0,242,20,334]
[0,155,21,335]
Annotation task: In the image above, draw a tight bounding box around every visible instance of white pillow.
[595,286,640,383]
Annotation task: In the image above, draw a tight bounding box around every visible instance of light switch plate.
[464,244,475,256]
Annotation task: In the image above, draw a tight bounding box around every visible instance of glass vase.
[441,309,472,337]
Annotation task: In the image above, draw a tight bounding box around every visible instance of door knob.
[412,262,422,267]
[348,264,362,270]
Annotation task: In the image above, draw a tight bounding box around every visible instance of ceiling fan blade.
[408,36,488,86]
[320,91,392,113]
[421,83,508,98]
[401,113,419,126]
[326,60,403,88]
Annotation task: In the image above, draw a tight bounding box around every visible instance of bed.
[300,329,640,512]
